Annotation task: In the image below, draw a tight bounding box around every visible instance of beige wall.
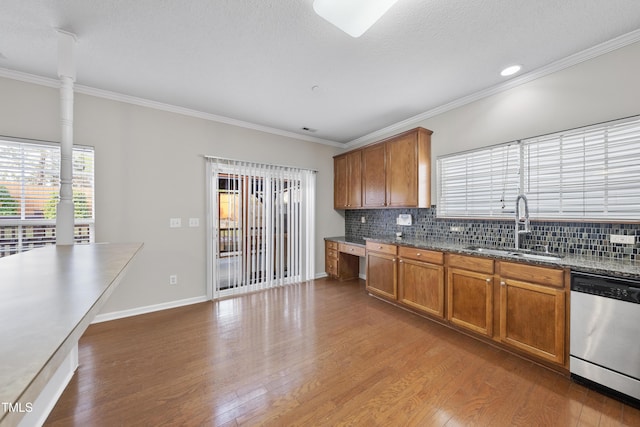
[0,76,345,314]
[352,41,640,199]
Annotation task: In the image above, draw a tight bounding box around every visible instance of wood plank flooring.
[45,278,640,426]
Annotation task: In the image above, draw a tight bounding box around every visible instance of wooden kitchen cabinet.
[334,150,362,209]
[386,129,431,207]
[446,254,494,337]
[360,127,432,208]
[366,242,397,300]
[325,240,339,278]
[398,247,445,318]
[325,239,363,281]
[362,143,386,207]
[498,262,566,365]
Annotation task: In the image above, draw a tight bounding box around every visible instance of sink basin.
[464,246,562,262]
[465,246,517,257]
[510,252,562,262]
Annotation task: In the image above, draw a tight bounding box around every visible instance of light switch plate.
[169,218,182,228]
[189,218,200,227]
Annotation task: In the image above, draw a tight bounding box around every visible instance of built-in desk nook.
[0,243,142,427]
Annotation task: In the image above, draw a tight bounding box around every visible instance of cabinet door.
[333,155,348,209]
[398,258,444,318]
[346,151,362,208]
[447,268,493,336]
[366,252,397,300]
[500,278,565,364]
[386,132,418,207]
[362,144,386,207]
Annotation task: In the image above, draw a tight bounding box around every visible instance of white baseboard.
[92,295,209,323]
[315,272,328,279]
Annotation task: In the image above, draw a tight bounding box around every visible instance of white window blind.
[438,143,520,218]
[437,116,640,221]
[0,138,95,257]
[524,117,640,220]
[206,157,316,299]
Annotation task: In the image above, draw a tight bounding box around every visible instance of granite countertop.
[325,235,640,279]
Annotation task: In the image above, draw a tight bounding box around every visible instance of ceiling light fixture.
[313,0,400,38]
[500,65,522,77]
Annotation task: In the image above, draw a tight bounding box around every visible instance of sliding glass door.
[206,158,315,299]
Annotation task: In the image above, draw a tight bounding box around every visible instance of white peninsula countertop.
[0,242,143,426]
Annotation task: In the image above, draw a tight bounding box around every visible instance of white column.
[56,30,77,245]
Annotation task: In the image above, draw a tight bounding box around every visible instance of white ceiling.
[1,0,640,145]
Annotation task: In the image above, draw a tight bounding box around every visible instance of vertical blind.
[438,115,640,220]
[206,157,316,299]
[0,137,94,257]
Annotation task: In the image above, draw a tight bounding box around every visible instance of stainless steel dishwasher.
[570,271,640,406]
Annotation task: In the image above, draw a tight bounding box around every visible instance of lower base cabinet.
[398,247,445,319]
[362,244,568,370]
[446,254,495,337]
[365,242,397,300]
[499,262,566,365]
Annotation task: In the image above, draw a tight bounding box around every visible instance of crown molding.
[345,28,640,149]
[0,67,344,148]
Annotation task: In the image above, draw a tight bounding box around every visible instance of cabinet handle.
[416,253,421,256]
[500,281,506,287]
[392,259,397,262]
[486,278,492,284]
[399,260,403,263]
[378,246,383,249]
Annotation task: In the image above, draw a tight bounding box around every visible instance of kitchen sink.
[510,252,562,261]
[464,246,562,261]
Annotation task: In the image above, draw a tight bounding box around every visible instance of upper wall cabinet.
[335,127,432,209]
[334,150,362,209]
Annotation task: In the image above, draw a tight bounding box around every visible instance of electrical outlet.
[450,226,463,232]
[610,234,636,244]
[169,274,178,285]
[169,218,182,228]
[361,216,366,224]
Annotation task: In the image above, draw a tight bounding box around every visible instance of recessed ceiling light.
[500,65,522,77]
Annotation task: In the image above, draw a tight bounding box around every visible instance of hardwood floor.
[46,278,640,426]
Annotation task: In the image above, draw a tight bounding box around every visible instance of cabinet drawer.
[398,247,443,264]
[499,262,564,288]
[327,259,338,276]
[447,253,494,274]
[326,240,338,250]
[327,249,338,260]
[339,243,366,257]
[366,241,397,255]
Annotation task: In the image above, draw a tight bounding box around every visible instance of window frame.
[0,136,95,257]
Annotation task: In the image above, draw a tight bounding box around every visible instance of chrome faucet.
[515,194,531,250]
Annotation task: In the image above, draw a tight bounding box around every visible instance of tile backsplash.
[345,207,640,261]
